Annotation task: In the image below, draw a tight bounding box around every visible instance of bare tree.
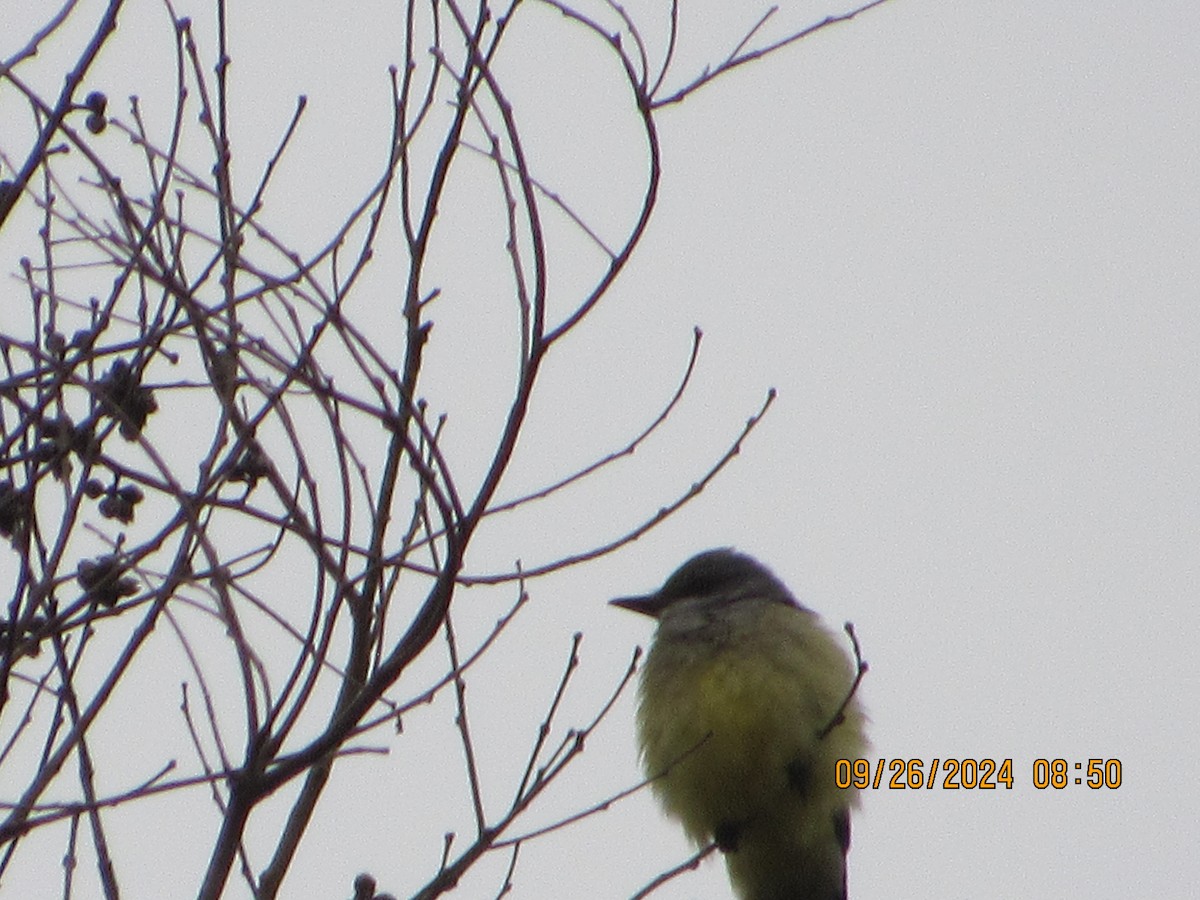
[0,0,889,896]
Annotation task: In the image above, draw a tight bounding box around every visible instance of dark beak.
[610,592,668,618]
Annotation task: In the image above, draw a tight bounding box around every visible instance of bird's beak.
[610,592,668,618]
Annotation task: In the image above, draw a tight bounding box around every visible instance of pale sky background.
[2,1,1198,898]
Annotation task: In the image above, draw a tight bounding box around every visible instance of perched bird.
[612,549,867,900]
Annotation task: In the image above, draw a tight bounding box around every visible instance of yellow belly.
[636,601,865,846]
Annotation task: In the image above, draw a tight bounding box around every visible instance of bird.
[611,548,867,900]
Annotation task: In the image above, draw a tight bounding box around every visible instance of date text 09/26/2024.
[835,758,1123,790]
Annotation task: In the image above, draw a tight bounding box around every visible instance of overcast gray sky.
[2,1,1197,898]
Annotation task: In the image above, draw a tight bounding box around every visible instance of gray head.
[611,548,799,618]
